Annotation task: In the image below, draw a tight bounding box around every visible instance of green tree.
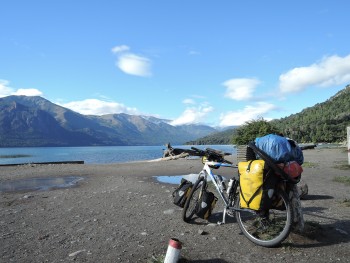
[232,118,281,145]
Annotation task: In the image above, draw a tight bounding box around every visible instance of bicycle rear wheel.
[235,190,293,247]
[182,176,206,222]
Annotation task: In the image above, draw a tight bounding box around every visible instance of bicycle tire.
[182,176,206,223]
[235,189,293,247]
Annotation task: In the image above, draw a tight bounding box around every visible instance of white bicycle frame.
[198,160,235,224]
[200,160,304,228]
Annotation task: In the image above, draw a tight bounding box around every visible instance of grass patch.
[304,221,323,234]
[302,161,318,168]
[281,239,298,251]
[333,160,350,170]
[333,176,350,186]
[147,255,165,263]
[305,221,322,228]
[339,198,350,207]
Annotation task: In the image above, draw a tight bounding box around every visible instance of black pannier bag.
[172,178,193,208]
[196,190,218,219]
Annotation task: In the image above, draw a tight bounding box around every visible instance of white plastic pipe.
[164,238,182,263]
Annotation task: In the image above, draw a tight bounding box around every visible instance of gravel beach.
[1,148,349,262]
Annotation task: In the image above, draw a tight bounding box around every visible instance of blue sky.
[1,1,350,127]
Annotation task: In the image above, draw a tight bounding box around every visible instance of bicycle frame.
[183,146,300,247]
[197,160,235,224]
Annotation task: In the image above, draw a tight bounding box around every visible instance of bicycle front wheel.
[182,176,206,223]
[235,190,293,247]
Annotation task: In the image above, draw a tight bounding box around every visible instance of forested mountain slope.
[186,127,236,145]
[189,85,350,144]
[271,85,350,143]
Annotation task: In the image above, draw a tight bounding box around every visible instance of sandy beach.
[1,147,349,262]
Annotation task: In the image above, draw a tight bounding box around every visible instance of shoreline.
[1,147,350,262]
[0,144,346,167]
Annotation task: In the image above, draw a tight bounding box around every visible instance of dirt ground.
[0,147,349,262]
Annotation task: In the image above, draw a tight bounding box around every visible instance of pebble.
[68,249,86,257]
[198,229,208,235]
[163,209,175,215]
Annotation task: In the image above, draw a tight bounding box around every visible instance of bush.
[232,118,281,145]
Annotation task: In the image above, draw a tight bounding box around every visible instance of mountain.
[271,85,350,143]
[186,127,237,145]
[0,96,217,147]
[188,84,350,144]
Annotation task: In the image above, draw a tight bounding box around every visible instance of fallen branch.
[148,152,189,162]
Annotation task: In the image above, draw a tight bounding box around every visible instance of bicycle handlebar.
[190,146,233,165]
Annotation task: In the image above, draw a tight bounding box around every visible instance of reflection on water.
[0,176,84,193]
[155,174,215,185]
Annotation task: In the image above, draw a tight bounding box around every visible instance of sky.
[1,1,350,127]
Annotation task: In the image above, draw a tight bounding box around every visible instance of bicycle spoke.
[235,190,293,247]
[182,177,206,222]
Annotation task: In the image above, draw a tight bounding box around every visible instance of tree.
[232,118,281,145]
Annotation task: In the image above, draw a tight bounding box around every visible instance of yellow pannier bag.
[239,160,275,211]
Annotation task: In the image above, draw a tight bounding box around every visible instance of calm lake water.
[0,145,236,165]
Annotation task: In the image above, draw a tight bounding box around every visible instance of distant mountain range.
[2,85,349,147]
[0,96,217,147]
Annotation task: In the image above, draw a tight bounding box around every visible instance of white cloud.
[182,98,196,104]
[117,53,152,77]
[0,79,43,97]
[60,99,139,116]
[223,78,260,101]
[170,106,214,126]
[111,45,130,54]
[219,102,276,127]
[0,79,13,97]
[12,88,43,96]
[279,54,350,93]
[112,45,152,77]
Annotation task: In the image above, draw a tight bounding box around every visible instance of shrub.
[232,118,281,145]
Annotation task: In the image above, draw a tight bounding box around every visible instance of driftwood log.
[300,144,317,150]
[162,143,196,158]
[148,152,190,162]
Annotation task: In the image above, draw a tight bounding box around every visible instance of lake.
[0,145,236,165]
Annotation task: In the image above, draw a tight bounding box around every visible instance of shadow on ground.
[302,194,334,200]
[288,219,350,248]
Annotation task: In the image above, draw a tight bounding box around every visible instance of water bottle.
[226,178,235,195]
[217,175,226,191]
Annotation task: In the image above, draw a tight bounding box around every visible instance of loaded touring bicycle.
[177,141,303,247]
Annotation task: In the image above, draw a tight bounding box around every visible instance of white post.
[347,127,350,165]
[164,238,182,263]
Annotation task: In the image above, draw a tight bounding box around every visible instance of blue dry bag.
[255,134,303,164]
